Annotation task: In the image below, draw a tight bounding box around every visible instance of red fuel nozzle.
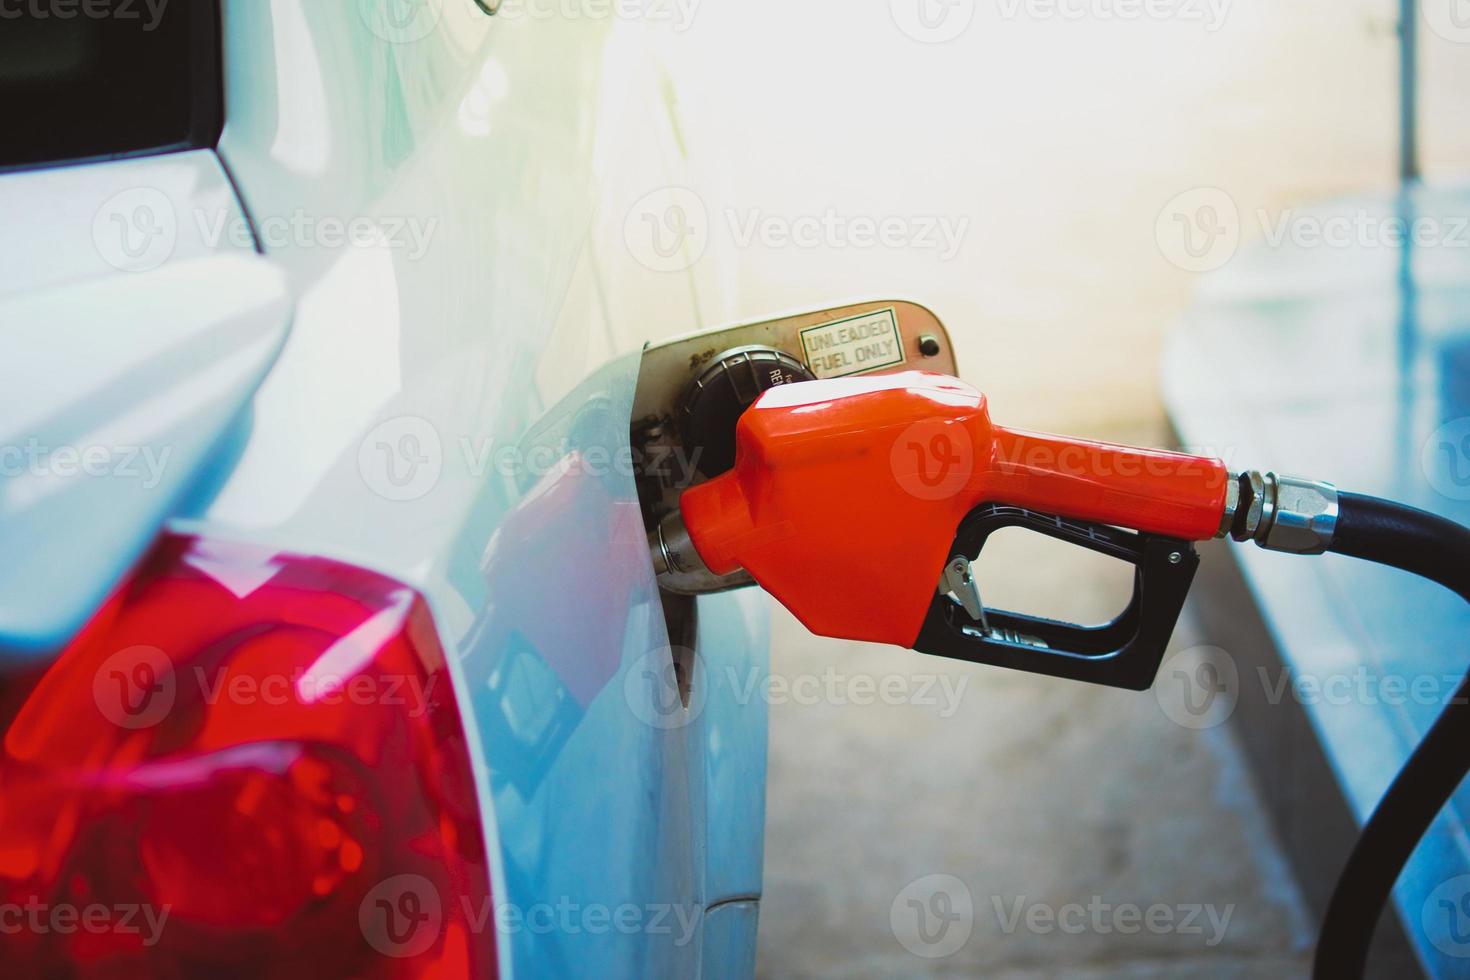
[674,372,1229,688]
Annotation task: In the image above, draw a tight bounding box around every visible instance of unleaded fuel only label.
[799,309,906,379]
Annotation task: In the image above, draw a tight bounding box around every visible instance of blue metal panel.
[701,902,760,980]
[698,589,771,904]
[1164,184,1470,976]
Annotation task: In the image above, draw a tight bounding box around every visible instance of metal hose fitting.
[1220,470,1340,555]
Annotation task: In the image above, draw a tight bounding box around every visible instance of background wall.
[668,0,1469,431]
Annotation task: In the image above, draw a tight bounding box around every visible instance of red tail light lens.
[0,534,495,979]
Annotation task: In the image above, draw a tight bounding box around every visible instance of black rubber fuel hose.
[1313,492,1470,978]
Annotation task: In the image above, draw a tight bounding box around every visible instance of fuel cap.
[680,345,814,477]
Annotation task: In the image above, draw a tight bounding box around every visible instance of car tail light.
[0,534,495,979]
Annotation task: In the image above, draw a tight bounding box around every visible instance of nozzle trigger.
[914,505,1199,691]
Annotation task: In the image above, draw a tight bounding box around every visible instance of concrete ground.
[653,0,1470,974]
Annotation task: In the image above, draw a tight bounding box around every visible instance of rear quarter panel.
[190,2,767,976]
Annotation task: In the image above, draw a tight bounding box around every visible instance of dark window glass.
[0,1,221,171]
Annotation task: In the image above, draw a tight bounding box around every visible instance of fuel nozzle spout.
[649,511,754,596]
